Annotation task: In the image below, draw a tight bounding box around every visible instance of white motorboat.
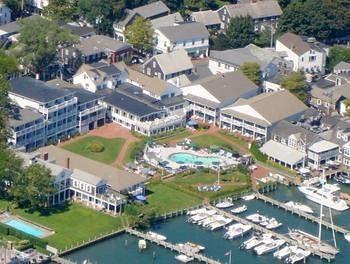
[209,217,233,231]
[138,239,147,250]
[230,205,247,214]
[273,245,296,260]
[215,198,234,209]
[285,248,311,263]
[284,201,314,214]
[242,194,255,201]
[240,233,272,250]
[265,218,283,230]
[175,254,194,263]
[288,229,339,255]
[246,213,268,224]
[254,238,285,255]
[176,242,205,254]
[146,231,167,241]
[345,233,350,243]
[187,208,206,215]
[224,223,252,239]
[188,210,216,223]
[298,184,349,211]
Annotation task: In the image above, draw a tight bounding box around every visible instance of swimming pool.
[169,153,219,166]
[5,219,45,238]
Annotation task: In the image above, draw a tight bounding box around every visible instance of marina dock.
[52,255,76,264]
[208,206,335,262]
[125,228,221,264]
[255,193,350,235]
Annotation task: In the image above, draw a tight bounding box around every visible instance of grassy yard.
[145,182,202,214]
[154,130,192,144]
[62,136,125,164]
[1,201,126,250]
[191,134,237,151]
[124,139,147,164]
[218,130,250,151]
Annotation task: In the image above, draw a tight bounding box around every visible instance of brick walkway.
[89,123,140,166]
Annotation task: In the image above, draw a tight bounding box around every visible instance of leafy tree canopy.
[19,16,77,73]
[327,46,350,71]
[281,71,308,103]
[241,62,261,86]
[43,0,78,23]
[278,0,350,41]
[124,17,154,51]
[0,50,18,76]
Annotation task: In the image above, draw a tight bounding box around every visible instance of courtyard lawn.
[6,202,126,250]
[218,130,250,151]
[62,136,125,164]
[191,134,237,151]
[145,182,202,214]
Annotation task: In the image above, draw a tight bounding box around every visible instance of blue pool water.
[5,219,45,238]
[169,153,219,166]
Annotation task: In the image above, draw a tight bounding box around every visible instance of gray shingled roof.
[151,12,183,29]
[224,0,282,19]
[190,10,221,26]
[133,1,169,18]
[8,106,43,128]
[10,77,74,103]
[334,61,350,72]
[0,15,38,35]
[78,35,131,55]
[71,169,104,186]
[157,22,209,42]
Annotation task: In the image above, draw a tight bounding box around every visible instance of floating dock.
[208,206,335,262]
[255,193,350,235]
[126,228,221,264]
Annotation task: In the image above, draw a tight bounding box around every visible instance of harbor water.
[66,184,350,263]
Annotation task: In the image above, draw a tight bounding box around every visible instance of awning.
[260,140,306,166]
[187,119,197,126]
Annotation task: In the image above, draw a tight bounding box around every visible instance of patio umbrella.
[135,195,147,201]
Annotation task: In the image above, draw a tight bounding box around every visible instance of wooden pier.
[125,228,221,264]
[255,193,350,235]
[52,255,76,264]
[208,206,335,262]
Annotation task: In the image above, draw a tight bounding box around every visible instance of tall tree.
[15,164,57,209]
[281,71,308,103]
[0,50,18,76]
[241,62,261,86]
[19,16,77,74]
[278,0,350,41]
[226,16,255,49]
[43,0,78,23]
[4,0,22,19]
[124,17,154,51]
[327,46,350,72]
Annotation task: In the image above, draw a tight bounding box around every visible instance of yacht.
[254,238,285,255]
[284,201,314,214]
[224,223,252,239]
[335,175,350,185]
[209,217,233,231]
[288,229,339,255]
[199,215,217,227]
[273,245,296,260]
[230,205,247,214]
[246,213,268,224]
[215,198,234,209]
[242,194,255,201]
[285,248,311,263]
[298,184,349,211]
[175,254,194,263]
[187,208,207,215]
[146,231,167,241]
[176,242,205,254]
[241,233,272,250]
[265,218,283,230]
[188,210,216,223]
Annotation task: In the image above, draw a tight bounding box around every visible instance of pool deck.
[0,213,54,238]
[144,145,238,171]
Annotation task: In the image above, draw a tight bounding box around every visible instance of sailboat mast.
[329,207,337,248]
[318,203,323,242]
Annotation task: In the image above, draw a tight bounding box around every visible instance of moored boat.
[230,205,247,214]
[254,238,285,255]
[216,198,234,209]
[224,223,252,239]
[345,233,350,243]
[175,254,194,263]
[146,231,167,241]
[242,194,255,201]
[284,201,314,214]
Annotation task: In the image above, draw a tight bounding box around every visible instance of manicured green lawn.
[62,136,125,164]
[145,182,201,214]
[5,202,126,250]
[124,139,147,164]
[218,130,250,150]
[191,134,237,151]
[172,169,251,200]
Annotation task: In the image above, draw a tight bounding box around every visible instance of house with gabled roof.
[190,10,221,30]
[154,22,209,57]
[142,49,193,80]
[276,32,328,74]
[217,0,282,31]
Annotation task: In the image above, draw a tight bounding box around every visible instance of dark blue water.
[67,185,350,263]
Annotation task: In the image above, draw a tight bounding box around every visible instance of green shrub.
[87,141,105,152]
[250,141,267,162]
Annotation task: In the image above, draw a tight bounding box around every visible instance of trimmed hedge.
[0,222,47,248]
[250,141,268,162]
